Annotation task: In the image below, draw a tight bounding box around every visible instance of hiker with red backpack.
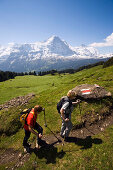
[57,90,81,141]
[23,105,46,152]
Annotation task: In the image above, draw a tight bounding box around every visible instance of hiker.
[23,105,45,152]
[59,90,81,141]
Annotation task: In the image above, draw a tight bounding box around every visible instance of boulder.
[72,84,111,99]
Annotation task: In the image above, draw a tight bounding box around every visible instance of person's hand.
[65,118,69,122]
[76,99,81,103]
[38,133,43,138]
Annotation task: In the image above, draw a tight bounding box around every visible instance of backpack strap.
[62,97,72,115]
[30,108,35,115]
[25,108,33,125]
[63,97,72,106]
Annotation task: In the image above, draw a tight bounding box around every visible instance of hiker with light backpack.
[57,90,81,141]
[21,105,46,152]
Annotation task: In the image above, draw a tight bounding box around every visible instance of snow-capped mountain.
[0,36,112,72]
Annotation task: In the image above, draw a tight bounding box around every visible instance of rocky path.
[0,93,35,110]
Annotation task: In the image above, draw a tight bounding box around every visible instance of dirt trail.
[0,110,113,169]
[44,110,113,144]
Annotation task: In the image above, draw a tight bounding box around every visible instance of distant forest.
[0,56,113,82]
[0,71,36,82]
[38,57,113,76]
[38,61,105,76]
[103,56,113,68]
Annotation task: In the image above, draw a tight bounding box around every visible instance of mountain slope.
[0,65,113,169]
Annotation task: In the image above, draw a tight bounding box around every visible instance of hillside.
[0,65,113,169]
[103,56,113,68]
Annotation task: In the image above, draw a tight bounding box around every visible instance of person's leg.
[60,119,66,137]
[64,120,73,137]
[34,122,43,146]
[34,122,43,135]
[63,114,73,138]
[23,130,31,152]
[23,130,31,147]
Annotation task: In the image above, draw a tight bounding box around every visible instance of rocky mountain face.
[0,36,112,72]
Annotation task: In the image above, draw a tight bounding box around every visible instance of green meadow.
[0,64,113,169]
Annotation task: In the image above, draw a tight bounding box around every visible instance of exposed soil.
[44,109,113,143]
[0,93,35,111]
[0,110,113,169]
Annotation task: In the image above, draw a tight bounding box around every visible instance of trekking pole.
[43,108,47,127]
[78,102,83,123]
[79,103,81,115]
[43,109,62,143]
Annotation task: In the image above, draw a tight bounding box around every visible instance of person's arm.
[60,102,70,122]
[28,126,42,138]
[72,99,81,105]
[60,108,65,121]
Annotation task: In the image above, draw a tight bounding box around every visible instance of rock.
[100,128,104,131]
[81,130,83,134]
[18,153,22,158]
[72,84,111,99]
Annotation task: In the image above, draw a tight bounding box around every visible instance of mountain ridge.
[0,36,112,72]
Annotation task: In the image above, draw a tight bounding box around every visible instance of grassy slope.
[0,65,113,169]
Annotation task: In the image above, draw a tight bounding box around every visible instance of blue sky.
[0,0,113,54]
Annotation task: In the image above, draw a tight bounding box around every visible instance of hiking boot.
[23,143,31,153]
[24,146,30,153]
[35,141,39,150]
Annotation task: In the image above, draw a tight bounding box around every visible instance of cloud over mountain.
[90,33,113,47]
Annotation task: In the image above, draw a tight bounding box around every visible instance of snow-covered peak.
[80,44,87,48]
[42,35,74,56]
[0,35,111,72]
[46,35,61,44]
[0,35,111,62]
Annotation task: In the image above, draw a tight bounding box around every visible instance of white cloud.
[90,33,113,47]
